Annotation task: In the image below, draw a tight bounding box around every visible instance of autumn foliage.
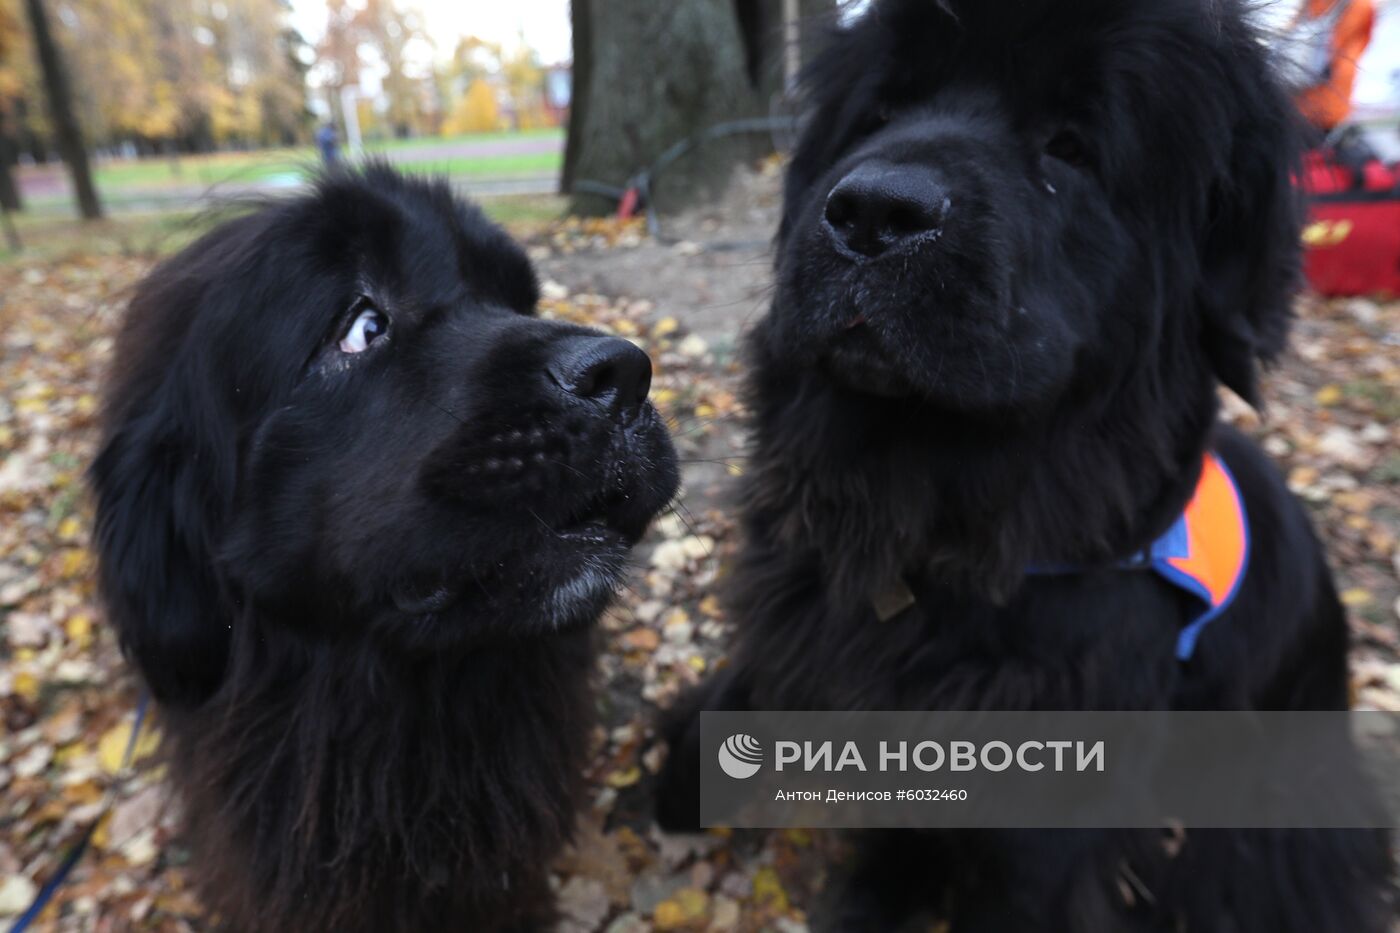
[0,0,562,158]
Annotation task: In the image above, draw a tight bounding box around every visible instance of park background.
[0,1,1399,931]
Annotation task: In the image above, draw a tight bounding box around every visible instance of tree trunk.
[559,0,593,198]
[1,204,20,253]
[14,98,50,164]
[0,164,19,214]
[563,0,775,215]
[0,129,21,212]
[23,0,102,220]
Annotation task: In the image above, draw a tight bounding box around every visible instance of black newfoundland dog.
[90,167,677,931]
[658,0,1394,929]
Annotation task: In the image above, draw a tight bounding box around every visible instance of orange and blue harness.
[1029,452,1250,661]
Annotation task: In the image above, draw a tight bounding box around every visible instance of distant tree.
[442,35,549,133]
[563,0,834,214]
[355,0,429,138]
[442,79,502,135]
[501,44,550,130]
[315,0,362,136]
[0,0,24,211]
[2,0,309,159]
[22,0,100,219]
[311,0,437,141]
[447,36,501,89]
[210,0,316,146]
[260,25,316,146]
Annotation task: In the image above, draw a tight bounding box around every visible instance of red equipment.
[1300,146,1400,298]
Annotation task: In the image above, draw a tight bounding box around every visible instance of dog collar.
[872,452,1250,662]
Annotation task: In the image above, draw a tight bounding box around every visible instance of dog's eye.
[1043,131,1092,169]
[339,303,388,354]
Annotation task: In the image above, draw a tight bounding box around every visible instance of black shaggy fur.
[657,1,1394,930]
[90,167,678,931]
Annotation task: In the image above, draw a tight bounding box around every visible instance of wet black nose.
[823,161,950,258]
[547,335,653,415]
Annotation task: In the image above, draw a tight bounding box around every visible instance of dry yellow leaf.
[66,613,93,650]
[652,900,686,929]
[1341,588,1373,608]
[53,743,88,767]
[1333,491,1375,512]
[89,811,115,851]
[653,888,708,929]
[61,780,103,805]
[1287,467,1319,490]
[653,317,680,337]
[59,548,90,578]
[623,628,660,652]
[605,766,641,789]
[13,671,39,701]
[98,719,161,774]
[752,866,789,911]
[1314,384,1343,406]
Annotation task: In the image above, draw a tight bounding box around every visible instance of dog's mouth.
[542,477,669,625]
[394,430,678,634]
[820,321,918,399]
[389,513,632,630]
[558,486,645,543]
[390,499,634,614]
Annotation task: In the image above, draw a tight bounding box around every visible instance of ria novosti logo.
[718,733,764,779]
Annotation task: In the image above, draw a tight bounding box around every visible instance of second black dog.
[657,1,1394,930]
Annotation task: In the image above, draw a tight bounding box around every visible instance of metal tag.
[871,578,917,622]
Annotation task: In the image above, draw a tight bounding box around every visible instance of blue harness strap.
[7,695,149,933]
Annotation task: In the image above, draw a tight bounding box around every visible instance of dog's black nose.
[824,161,950,258]
[547,335,653,415]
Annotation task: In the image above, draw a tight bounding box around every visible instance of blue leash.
[8,695,149,933]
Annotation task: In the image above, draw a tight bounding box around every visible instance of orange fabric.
[1165,454,1247,608]
[1295,0,1376,131]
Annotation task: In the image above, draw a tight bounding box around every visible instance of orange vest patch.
[1149,452,1250,660]
[1024,451,1250,661]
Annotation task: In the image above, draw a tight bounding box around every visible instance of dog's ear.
[1196,28,1304,408]
[90,252,240,706]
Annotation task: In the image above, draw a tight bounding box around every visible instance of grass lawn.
[367,127,562,153]
[18,129,565,207]
[0,192,569,264]
[375,150,563,178]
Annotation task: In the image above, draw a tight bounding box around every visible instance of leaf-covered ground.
[1,173,1398,930]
